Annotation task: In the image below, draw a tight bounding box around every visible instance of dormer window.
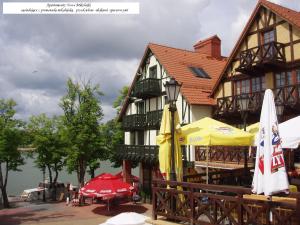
[189,67,211,79]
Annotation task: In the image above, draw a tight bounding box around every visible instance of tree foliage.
[0,99,24,208]
[113,86,129,115]
[60,78,106,186]
[28,114,66,192]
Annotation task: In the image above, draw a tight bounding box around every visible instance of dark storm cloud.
[1,0,299,121]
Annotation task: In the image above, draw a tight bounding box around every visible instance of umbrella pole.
[206,146,209,184]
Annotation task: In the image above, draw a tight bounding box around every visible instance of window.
[275,72,292,87]
[297,70,300,83]
[130,132,136,145]
[236,79,250,95]
[189,67,211,79]
[235,77,265,95]
[262,30,275,58]
[136,101,144,114]
[251,76,265,93]
[263,30,275,44]
[137,131,144,145]
[149,65,157,78]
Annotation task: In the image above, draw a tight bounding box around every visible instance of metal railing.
[132,78,161,98]
[116,145,159,163]
[146,109,163,129]
[122,114,146,131]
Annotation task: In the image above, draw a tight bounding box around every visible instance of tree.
[0,99,24,208]
[60,78,105,186]
[113,86,129,115]
[28,114,66,199]
[103,86,137,168]
[101,119,124,168]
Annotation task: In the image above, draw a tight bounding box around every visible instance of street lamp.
[275,104,284,122]
[237,93,249,185]
[164,78,182,182]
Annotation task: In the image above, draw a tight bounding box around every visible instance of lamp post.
[275,104,284,122]
[237,93,249,185]
[164,78,182,182]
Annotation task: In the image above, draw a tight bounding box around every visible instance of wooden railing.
[122,114,146,131]
[146,109,163,129]
[132,78,161,99]
[116,145,158,163]
[195,146,251,165]
[152,180,300,225]
[215,84,300,117]
[237,41,285,73]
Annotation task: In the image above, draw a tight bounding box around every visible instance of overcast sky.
[1,0,300,122]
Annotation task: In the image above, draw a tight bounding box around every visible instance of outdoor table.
[243,194,296,204]
[242,194,296,225]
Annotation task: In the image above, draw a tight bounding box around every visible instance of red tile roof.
[148,43,227,105]
[118,41,227,120]
[211,0,300,96]
[262,0,300,28]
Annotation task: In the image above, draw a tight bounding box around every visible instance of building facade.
[212,0,300,169]
[117,37,227,196]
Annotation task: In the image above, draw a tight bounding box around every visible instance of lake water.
[6,155,137,196]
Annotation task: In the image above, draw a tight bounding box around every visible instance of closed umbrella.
[252,89,289,196]
[157,104,182,181]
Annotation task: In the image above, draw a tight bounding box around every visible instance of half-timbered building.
[117,36,227,198]
[212,0,300,171]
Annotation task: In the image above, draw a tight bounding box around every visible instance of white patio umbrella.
[99,212,150,225]
[252,89,289,196]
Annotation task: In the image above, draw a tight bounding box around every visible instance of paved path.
[0,201,152,225]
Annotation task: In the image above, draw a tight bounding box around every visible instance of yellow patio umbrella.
[156,104,182,181]
[246,122,259,135]
[179,117,254,146]
[179,117,254,184]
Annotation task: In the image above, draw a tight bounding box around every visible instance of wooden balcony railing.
[146,109,163,129]
[132,78,161,99]
[115,145,158,164]
[237,41,286,73]
[195,146,253,165]
[152,180,300,225]
[214,84,300,117]
[122,114,146,131]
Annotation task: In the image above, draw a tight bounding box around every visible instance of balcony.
[236,41,286,74]
[146,109,163,129]
[131,78,161,99]
[115,145,159,164]
[122,114,146,131]
[214,84,300,118]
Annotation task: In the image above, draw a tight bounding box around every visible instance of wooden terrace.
[151,180,300,225]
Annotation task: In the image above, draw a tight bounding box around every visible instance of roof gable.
[118,42,227,120]
[211,0,300,96]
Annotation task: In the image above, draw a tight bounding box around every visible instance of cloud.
[0,0,300,122]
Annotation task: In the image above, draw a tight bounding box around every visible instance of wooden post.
[190,191,195,225]
[122,160,132,183]
[152,184,157,220]
[296,193,300,225]
[206,146,209,184]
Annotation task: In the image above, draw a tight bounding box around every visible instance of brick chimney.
[193,35,221,59]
